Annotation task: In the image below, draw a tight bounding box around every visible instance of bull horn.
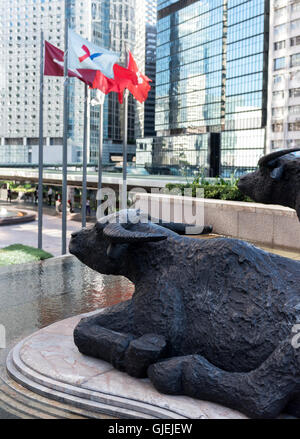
[103,223,167,244]
[258,148,300,167]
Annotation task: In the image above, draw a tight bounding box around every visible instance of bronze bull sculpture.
[70,210,300,419]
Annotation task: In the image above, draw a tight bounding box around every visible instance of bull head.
[69,210,169,276]
[238,148,300,204]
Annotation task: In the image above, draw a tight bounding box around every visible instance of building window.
[287,139,300,147]
[291,53,300,67]
[292,1,300,13]
[273,74,284,84]
[272,107,284,117]
[272,140,284,149]
[291,19,300,31]
[291,36,300,46]
[272,122,284,132]
[274,23,286,35]
[289,105,300,115]
[274,57,285,70]
[290,70,300,80]
[274,40,285,50]
[273,90,285,99]
[290,88,300,98]
[288,122,300,131]
[275,7,286,18]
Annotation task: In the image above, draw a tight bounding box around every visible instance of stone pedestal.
[6,311,247,419]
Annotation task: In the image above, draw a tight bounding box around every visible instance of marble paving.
[7,311,247,419]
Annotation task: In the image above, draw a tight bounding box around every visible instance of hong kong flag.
[44,41,97,87]
[126,51,151,104]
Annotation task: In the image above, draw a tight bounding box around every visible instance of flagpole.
[97,91,105,208]
[62,5,69,255]
[38,31,44,250]
[82,84,89,228]
[122,48,129,210]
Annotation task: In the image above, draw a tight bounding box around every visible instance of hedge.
[165,182,253,203]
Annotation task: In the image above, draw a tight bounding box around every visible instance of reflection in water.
[0,256,134,349]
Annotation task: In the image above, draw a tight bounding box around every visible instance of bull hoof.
[124,334,168,378]
[148,357,185,394]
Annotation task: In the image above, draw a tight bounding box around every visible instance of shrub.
[166,179,253,202]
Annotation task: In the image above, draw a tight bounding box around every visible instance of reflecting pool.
[0,255,134,418]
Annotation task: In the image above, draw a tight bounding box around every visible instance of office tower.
[144,0,157,138]
[267,0,300,152]
[146,0,158,26]
[90,0,146,165]
[0,0,146,164]
[137,0,270,176]
[0,0,66,163]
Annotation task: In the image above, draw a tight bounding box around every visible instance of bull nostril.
[71,231,79,238]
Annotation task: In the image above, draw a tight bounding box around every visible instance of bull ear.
[270,165,284,180]
[103,223,167,244]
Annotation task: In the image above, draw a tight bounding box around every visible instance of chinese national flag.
[126,51,151,104]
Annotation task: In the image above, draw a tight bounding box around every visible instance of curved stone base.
[0,210,36,226]
[6,312,247,419]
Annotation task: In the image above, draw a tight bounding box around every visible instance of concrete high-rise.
[146,0,158,26]
[0,0,146,164]
[267,0,300,152]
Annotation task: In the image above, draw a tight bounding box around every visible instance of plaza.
[0,202,80,257]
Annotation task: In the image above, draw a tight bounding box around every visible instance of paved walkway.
[0,203,82,257]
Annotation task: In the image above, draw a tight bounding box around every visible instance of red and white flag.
[92,64,138,104]
[68,29,119,78]
[126,51,151,104]
[44,40,138,101]
[44,41,97,87]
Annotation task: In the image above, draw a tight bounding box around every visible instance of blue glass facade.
[137,0,269,177]
[222,0,269,174]
[156,0,224,135]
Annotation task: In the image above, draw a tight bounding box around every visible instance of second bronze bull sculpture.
[238,148,300,220]
[70,210,300,419]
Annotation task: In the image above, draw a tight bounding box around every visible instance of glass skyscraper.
[222,0,269,174]
[137,0,269,176]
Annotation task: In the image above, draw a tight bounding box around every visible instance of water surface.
[0,255,134,418]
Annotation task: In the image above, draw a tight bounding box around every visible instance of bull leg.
[74,301,168,375]
[148,338,300,419]
[74,300,135,370]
